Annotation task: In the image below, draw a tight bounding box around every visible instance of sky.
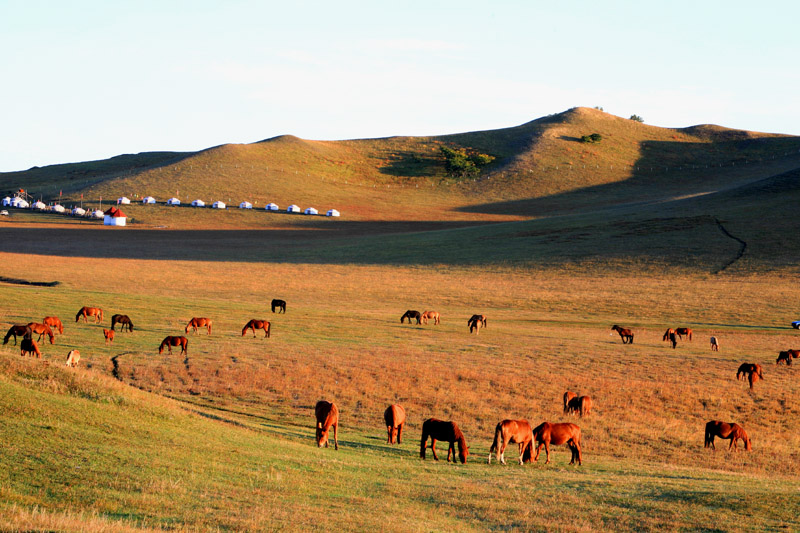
[1,0,798,171]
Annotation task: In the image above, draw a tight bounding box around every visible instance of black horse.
[271,299,286,313]
[401,310,421,324]
[111,314,134,332]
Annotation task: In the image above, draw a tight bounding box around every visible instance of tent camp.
[326,209,340,217]
[103,206,127,226]
[117,197,131,205]
[51,204,66,213]
[239,201,253,209]
[266,203,279,211]
[33,201,47,210]
[287,204,300,213]
[12,198,29,209]
[191,199,205,207]
[212,201,226,209]
[304,207,318,215]
[91,210,104,219]
[1,197,10,207]
[142,196,156,204]
[72,207,86,216]
[167,197,181,206]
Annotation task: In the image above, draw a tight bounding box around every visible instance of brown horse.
[76,306,103,323]
[737,363,763,390]
[710,336,719,351]
[159,335,188,355]
[401,310,421,324]
[111,314,134,332]
[662,328,675,341]
[242,319,270,338]
[468,314,487,335]
[563,391,577,414]
[421,311,440,325]
[65,349,81,367]
[704,420,751,451]
[20,338,41,358]
[611,325,634,344]
[3,324,30,346]
[530,422,582,465]
[776,351,792,365]
[488,419,533,465]
[43,316,64,335]
[271,299,286,313]
[420,418,469,464]
[185,317,212,335]
[566,396,592,417]
[676,327,692,341]
[103,328,115,344]
[384,404,406,445]
[26,323,55,344]
[315,400,339,450]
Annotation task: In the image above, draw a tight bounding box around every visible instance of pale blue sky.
[1,0,798,171]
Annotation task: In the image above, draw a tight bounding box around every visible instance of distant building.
[266,202,279,211]
[167,197,181,206]
[326,209,340,217]
[191,199,205,207]
[103,206,127,226]
[142,196,156,204]
[117,197,131,205]
[304,207,318,215]
[239,201,253,209]
[287,204,300,213]
[212,201,226,209]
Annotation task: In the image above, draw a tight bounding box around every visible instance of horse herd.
[400,310,488,334]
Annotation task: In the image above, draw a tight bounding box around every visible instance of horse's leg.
[448,441,456,463]
[544,441,551,464]
[517,442,525,465]
[387,426,393,444]
[533,442,542,462]
[430,439,439,461]
[499,438,507,465]
[397,423,403,444]
[333,422,338,450]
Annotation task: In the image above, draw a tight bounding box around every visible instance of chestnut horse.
[710,336,719,351]
[531,422,582,465]
[566,396,592,417]
[315,400,339,450]
[271,299,286,314]
[384,404,406,445]
[185,317,212,335]
[420,418,469,464]
[563,391,577,414]
[401,310,421,324]
[611,325,634,344]
[43,316,63,335]
[776,351,792,365]
[103,328,115,344]
[242,319,270,338]
[676,327,692,341]
[421,311,440,325]
[65,349,81,367]
[704,420,751,451]
[488,419,533,465]
[111,314,134,332]
[20,338,41,358]
[26,323,55,345]
[3,324,30,346]
[468,314,487,335]
[737,363,763,390]
[159,335,188,355]
[76,306,103,323]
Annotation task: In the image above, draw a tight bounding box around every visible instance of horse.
[103,328,115,344]
[242,319,270,338]
[563,391,577,414]
[676,327,692,341]
[65,349,81,367]
[668,331,678,349]
[787,349,800,359]
[777,351,792,365]
[185,317,212,335]
[271,299,286,314]
[704,420,751,451]
[3,324,30,346]
[111,314,134,332]
[315,400,339,450]
[662,328,675,341]
[737,363,763,390]
[566,396,592,417]
[76,306,103,323]
[384,404,406,445]
[400,310,421,324]
[421,311,440,325]
[488,419,533,465]
[26,323,55,345]
[468,314,487,335]
[43,316,63,335]
[611,325,634,344]
[159,335,188,355]
[530,422,582,465]
[710,336,719,351]
[420,418,469,464]
[20,338,41,358]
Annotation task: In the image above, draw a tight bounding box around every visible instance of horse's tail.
[420,422,429,459]
[489,423,503,458]
[688,330,692,341]
[704,422,712,447]
[266,322,271,338]
[207,320,212,334]
[99,309,103,321]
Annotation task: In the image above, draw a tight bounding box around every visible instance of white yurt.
[142,196,156,204]
[167,197,181,206]
[266,202,279,211]
[91,209,104,219]
[287,204,300,213]
[326,209,340,217]
[212,201,226,209]
[33,200,47,210]
[191,199,205,207]
[12,198,29,209]
[239,201,253,209]
[103,206,127,226]
[2,197,12,206]
[72,207,86,216]
[51,204,66,213]
[303,207,318,215]
[117,197,131,205]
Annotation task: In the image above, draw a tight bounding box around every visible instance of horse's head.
[457,438,469,464]
[741,428,752,451]
[316,422,328,448]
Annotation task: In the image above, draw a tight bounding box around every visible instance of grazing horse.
[65,349,81,367]
[668,331,678,349]
[420,418,469,464]
[704,420,751,451]
[567,396,592,417]
[777,351,792,365]
[488,419,533,465]
[563,391,577,414]
[662,328,676,341]
[737,363,763,390]
[3,324,30,346]
[611,325,634,344]
[421,311,440,325]
[159,335,188,355]
[384,404,406,445]
[676,327,692,341]
[185,317,212,335]
[468,314,487,335]
[400,310,421,324]
[111,314,134,332]
[315,400,339,450]
[76,306,103,323]
[103,328,115,344]
[20,338,42,358]
[43,316,63,335]
[26,323,55,344]
[242,319,271,338]
[787,349,800,359]
[271,299,286,314]
[710,336,719,351]
[530,422,582,465]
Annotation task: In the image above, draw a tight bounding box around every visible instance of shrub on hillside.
[581,133,603,143]
[439,146,495,179]
[630,114,644,123]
